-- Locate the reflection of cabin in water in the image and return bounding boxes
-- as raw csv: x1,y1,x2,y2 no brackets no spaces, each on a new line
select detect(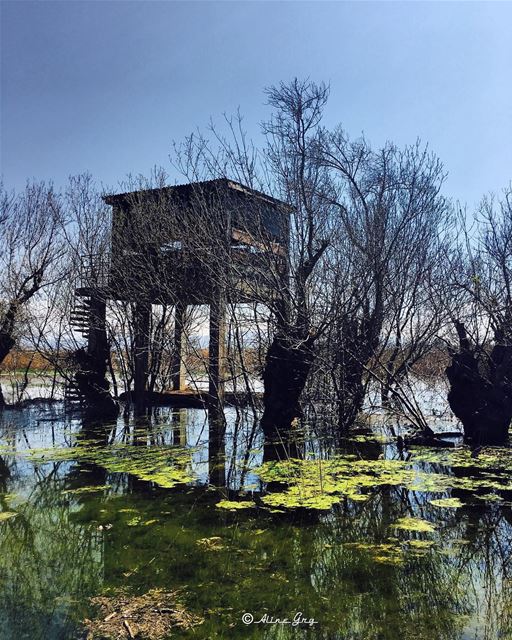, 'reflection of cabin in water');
71,179,291,406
